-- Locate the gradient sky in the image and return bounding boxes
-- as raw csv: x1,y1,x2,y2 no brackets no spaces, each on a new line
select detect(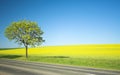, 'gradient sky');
0,0,120,48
